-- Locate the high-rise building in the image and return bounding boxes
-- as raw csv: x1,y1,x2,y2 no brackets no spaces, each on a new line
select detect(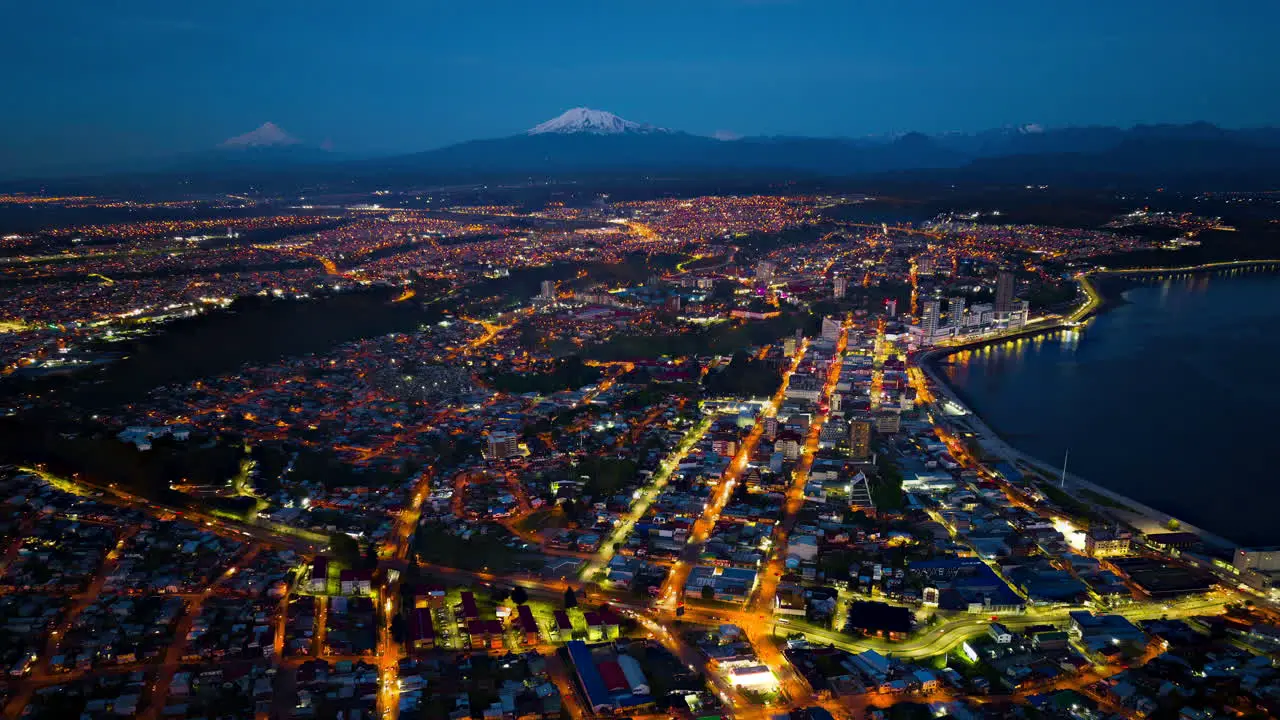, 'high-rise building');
874,411,901,434
763,416,779,441
848,470,875,509
1085,528,1132,558
948,296,965,327
821,316,842,341
820,417,848,445
1007,299,1030,330
921,298,941,337
756,260,776,282
967,302,992,327
884,298,897,317
995,270,1014,311
916,257,934,275
539,280,557,300
833,276,848,299
486,431,520,460
849,418,872,460
1235,548,1280,573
